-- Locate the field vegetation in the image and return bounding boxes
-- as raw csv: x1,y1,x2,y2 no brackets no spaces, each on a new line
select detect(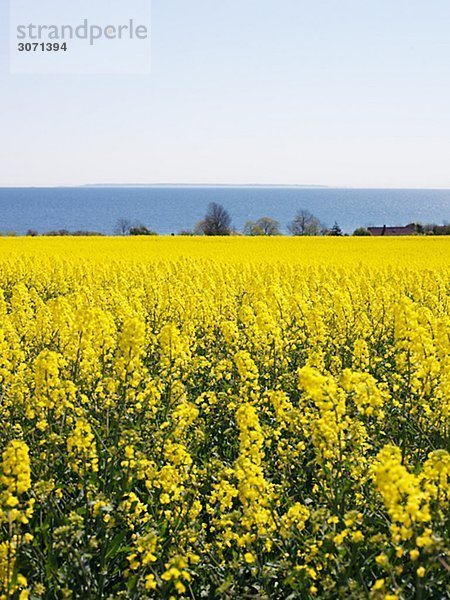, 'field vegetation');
0,237,448,599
